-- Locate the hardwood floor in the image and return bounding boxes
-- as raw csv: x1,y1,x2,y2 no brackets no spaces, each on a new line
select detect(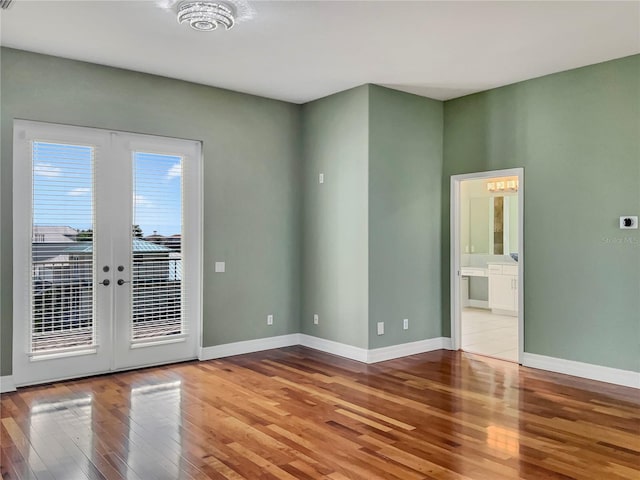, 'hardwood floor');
2,347,639,479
